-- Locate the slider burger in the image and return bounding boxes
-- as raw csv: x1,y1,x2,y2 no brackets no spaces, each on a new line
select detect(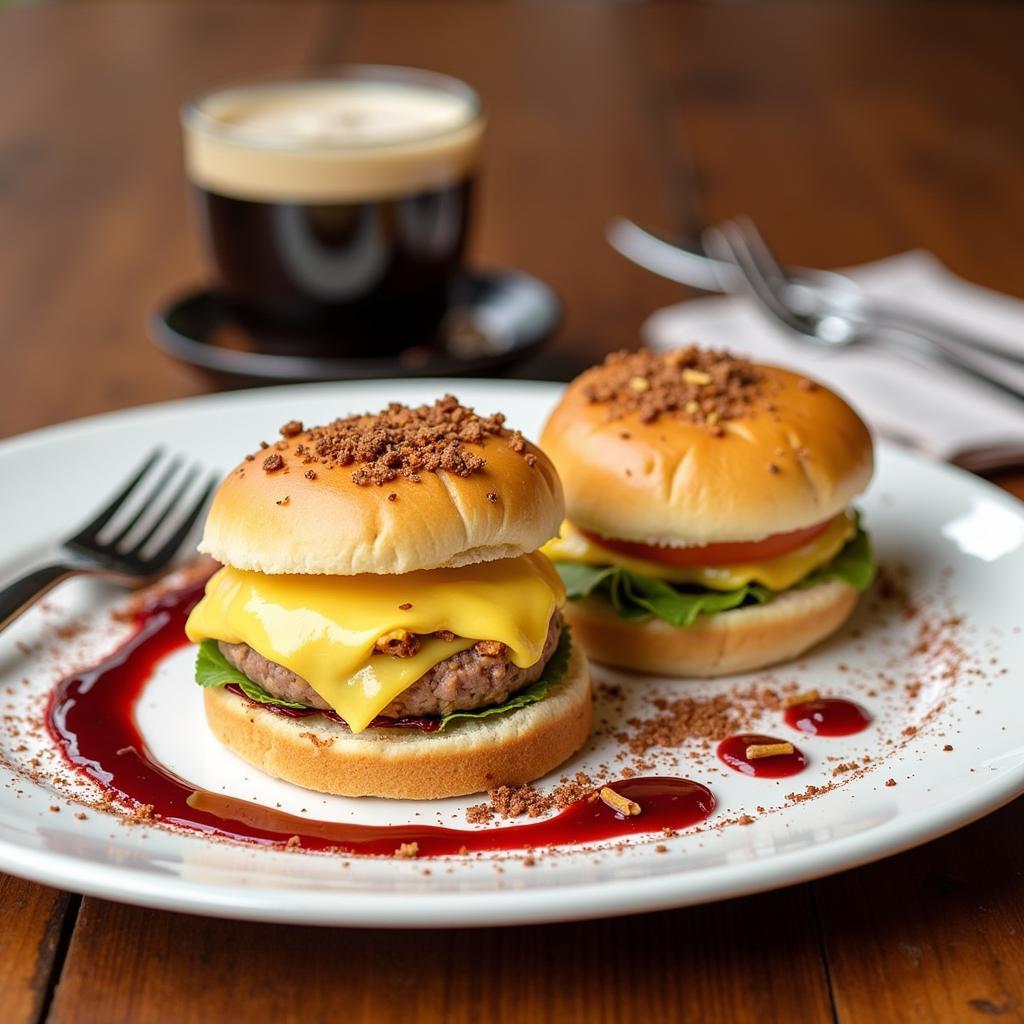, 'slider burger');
540,348,875,676
184,396,591,799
